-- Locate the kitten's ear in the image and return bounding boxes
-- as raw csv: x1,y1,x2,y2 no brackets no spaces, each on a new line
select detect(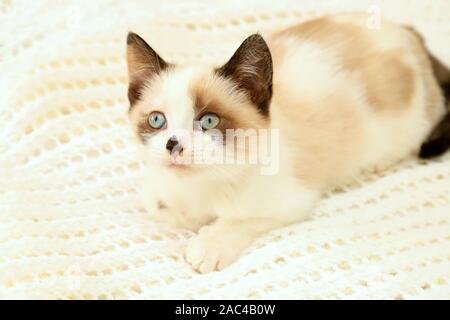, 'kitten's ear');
126,32,169,106
216,34,273,116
